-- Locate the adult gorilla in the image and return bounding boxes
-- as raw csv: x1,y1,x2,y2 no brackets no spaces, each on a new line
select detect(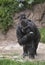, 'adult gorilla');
16,14,41,59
